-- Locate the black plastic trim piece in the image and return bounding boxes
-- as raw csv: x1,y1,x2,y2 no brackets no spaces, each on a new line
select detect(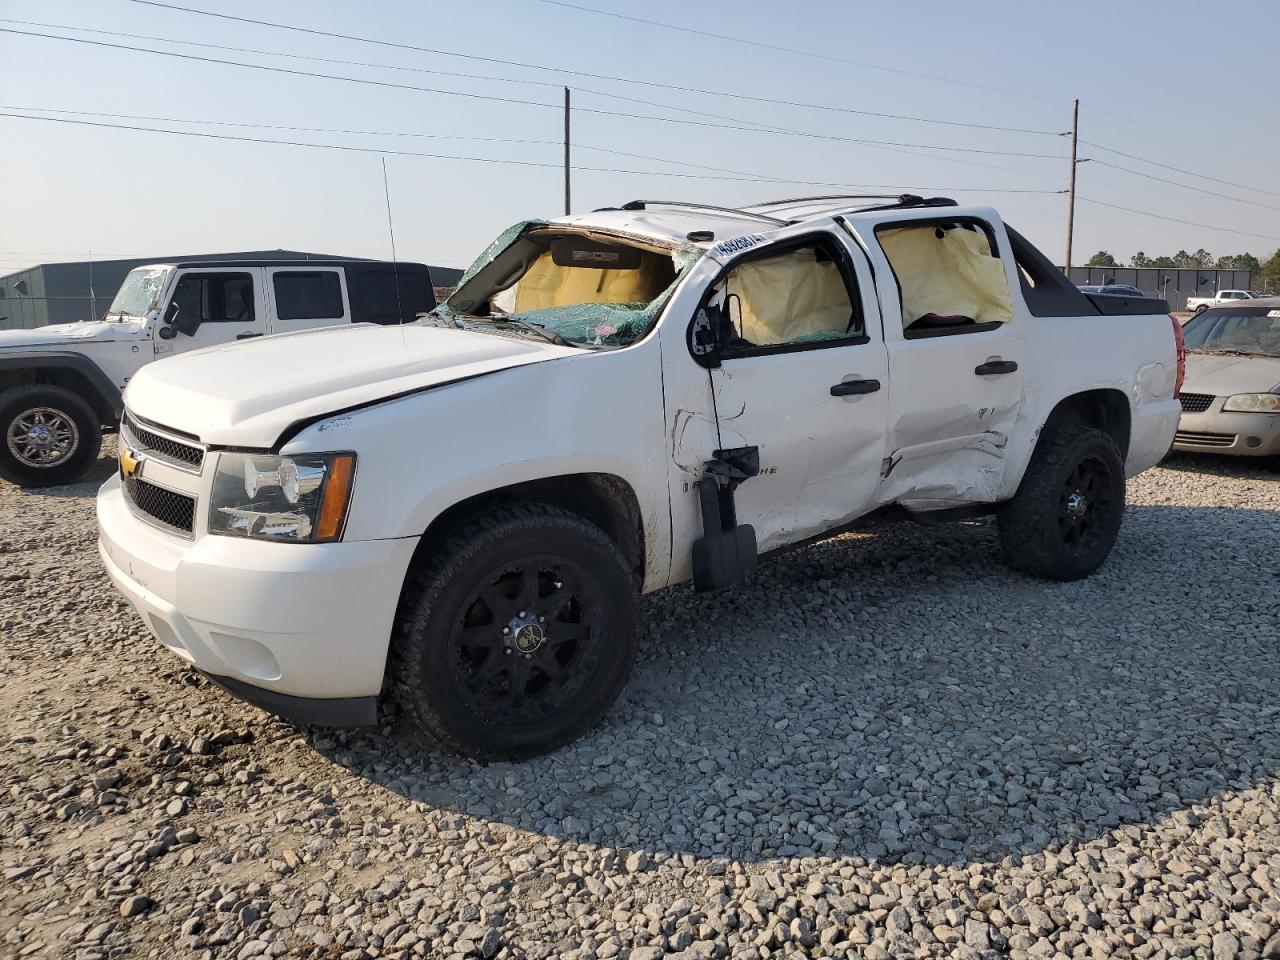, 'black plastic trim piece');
1084,292,1172,316
904,321,1004,340
723,333,872,359
975,360,1019,375
201,672,378,727
830,378,881,396
0,351,123,423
